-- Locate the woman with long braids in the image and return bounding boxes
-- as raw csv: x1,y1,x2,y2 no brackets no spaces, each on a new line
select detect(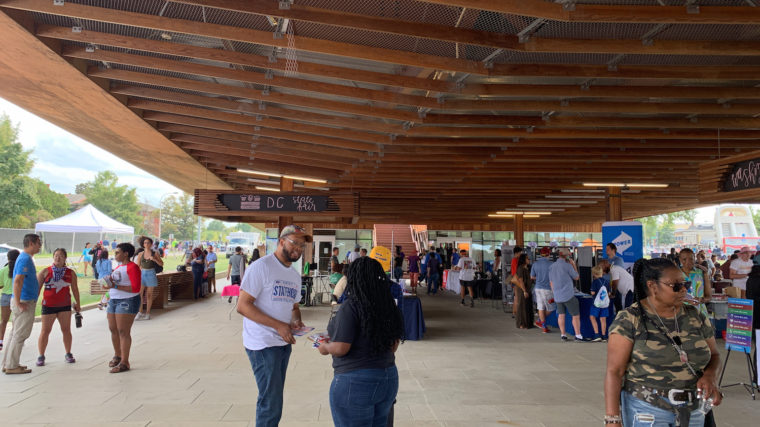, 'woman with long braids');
604,258,722,427
317,256,404,426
